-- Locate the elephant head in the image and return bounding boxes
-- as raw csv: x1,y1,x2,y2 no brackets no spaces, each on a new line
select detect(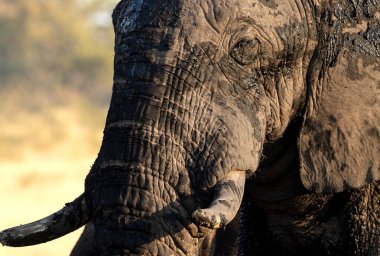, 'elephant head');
1,0,379,255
